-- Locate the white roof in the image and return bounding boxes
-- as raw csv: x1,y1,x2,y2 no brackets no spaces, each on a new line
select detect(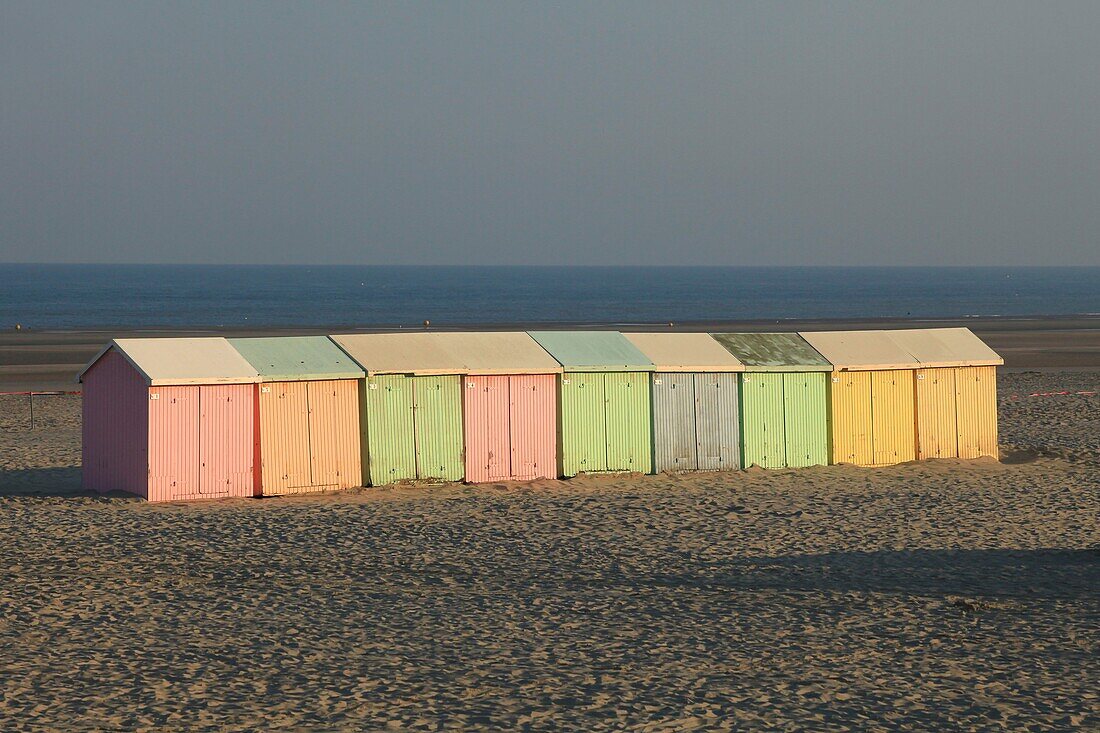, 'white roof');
622,333,745,372
883,328,1004,367
79,338,262,385
425,332,562,374
329,332,561,375
799,330,921,371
